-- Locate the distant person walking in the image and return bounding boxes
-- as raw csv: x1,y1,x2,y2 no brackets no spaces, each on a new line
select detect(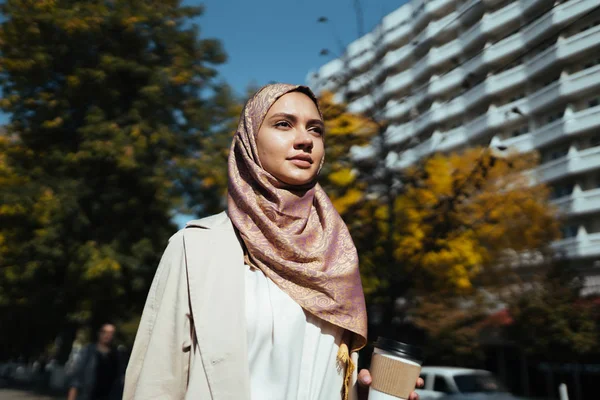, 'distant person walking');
67,323,124,400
